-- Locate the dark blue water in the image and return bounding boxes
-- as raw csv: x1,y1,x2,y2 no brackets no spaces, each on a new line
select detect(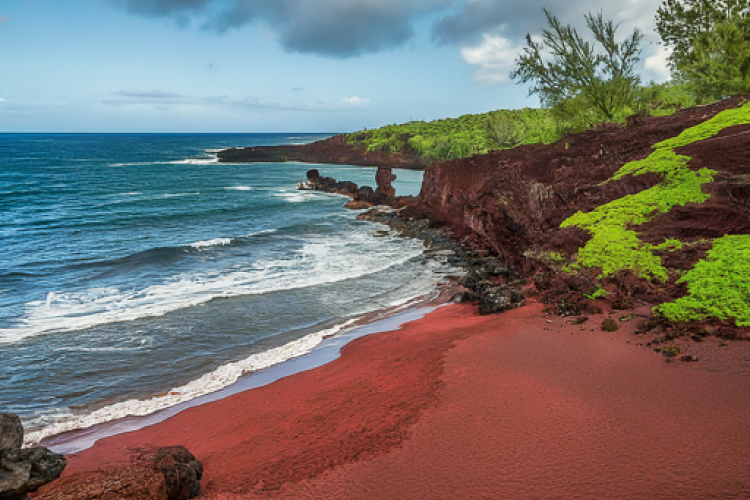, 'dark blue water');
0,134,440,444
